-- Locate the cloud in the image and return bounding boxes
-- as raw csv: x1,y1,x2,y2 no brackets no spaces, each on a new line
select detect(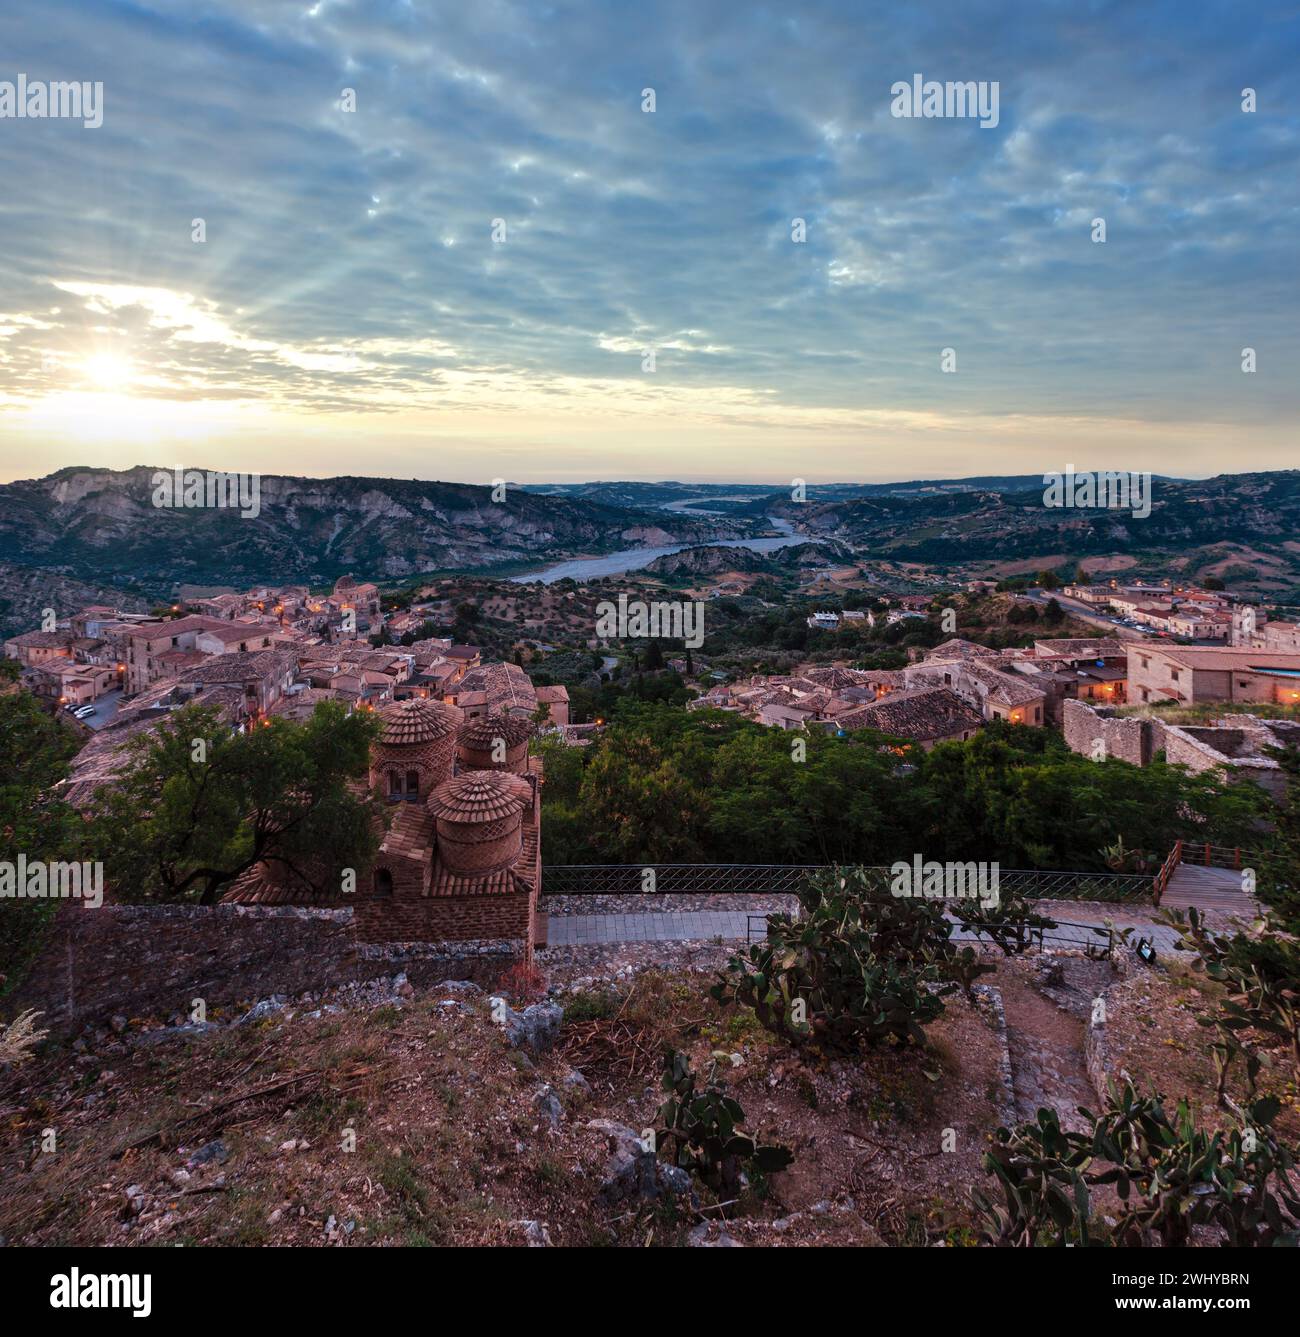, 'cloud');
0,0,1297,481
